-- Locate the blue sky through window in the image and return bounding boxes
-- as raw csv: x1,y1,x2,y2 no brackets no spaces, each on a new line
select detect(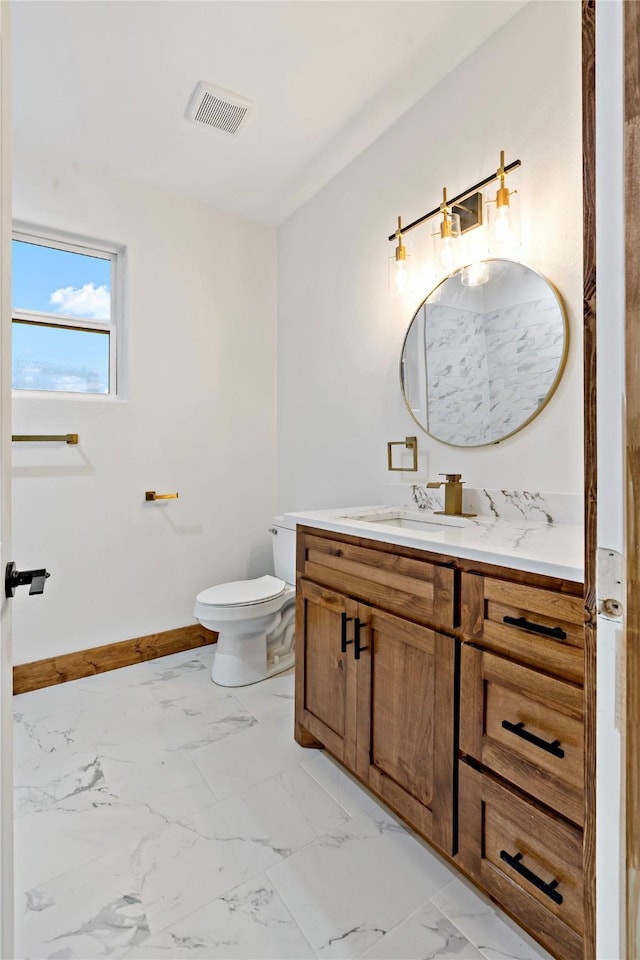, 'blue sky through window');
12,240,111,318
12,239,113,393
